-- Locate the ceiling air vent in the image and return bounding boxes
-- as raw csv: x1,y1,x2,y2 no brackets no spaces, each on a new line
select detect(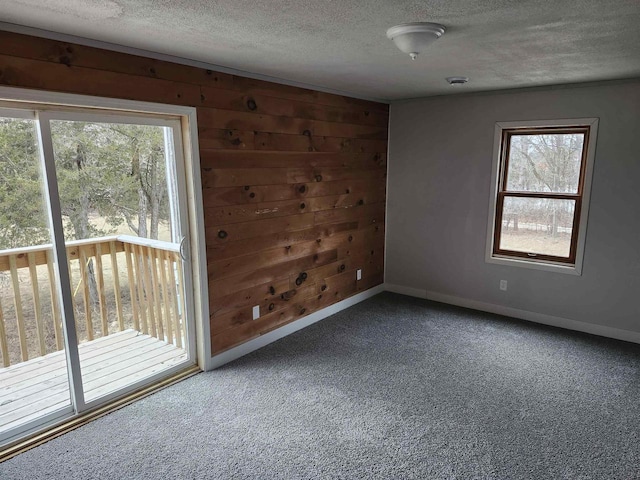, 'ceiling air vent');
446,76,469,86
